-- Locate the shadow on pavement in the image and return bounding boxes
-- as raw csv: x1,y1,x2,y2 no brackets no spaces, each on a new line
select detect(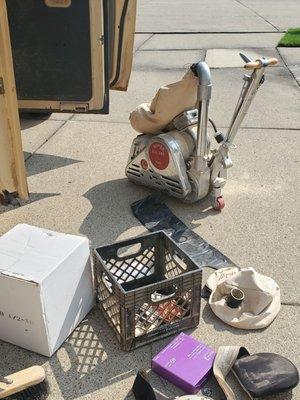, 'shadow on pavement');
48,308,150,400
0,341,47,374
0,305,294,400
0,192,60,215
20,113,51,129
26,153,82,177
80,178,218,247
80,178,151,245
